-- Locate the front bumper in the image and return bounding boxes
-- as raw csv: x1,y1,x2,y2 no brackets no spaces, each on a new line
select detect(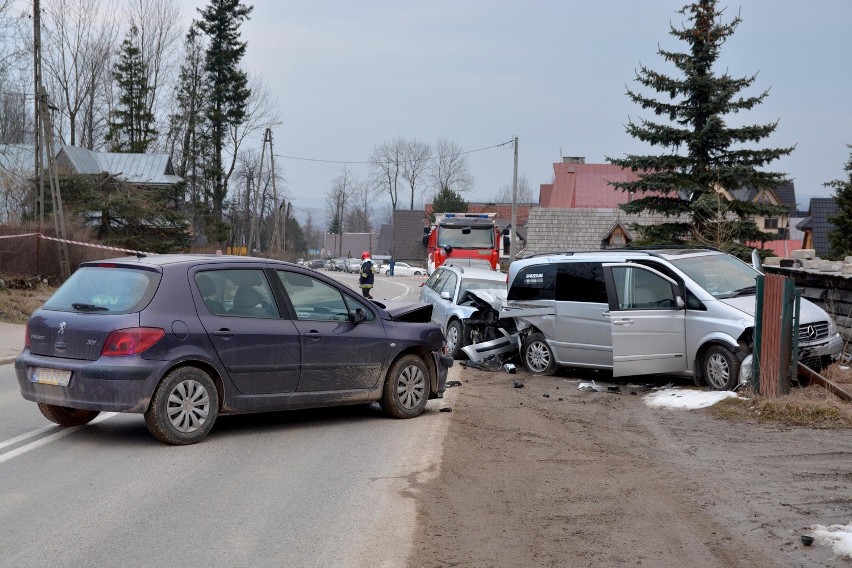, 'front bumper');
800,333,843,361
14,349,168,413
